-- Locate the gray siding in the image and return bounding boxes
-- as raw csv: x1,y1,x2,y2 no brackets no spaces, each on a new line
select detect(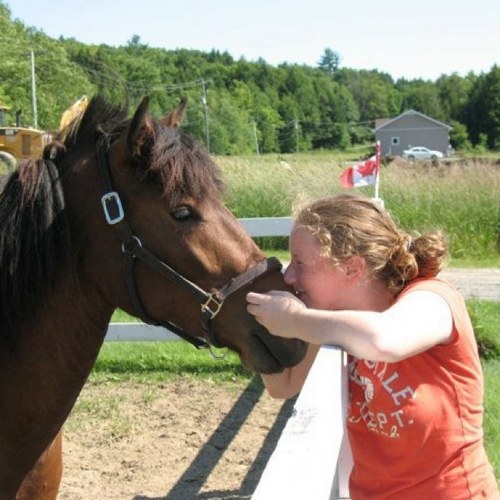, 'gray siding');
375,111,451,156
